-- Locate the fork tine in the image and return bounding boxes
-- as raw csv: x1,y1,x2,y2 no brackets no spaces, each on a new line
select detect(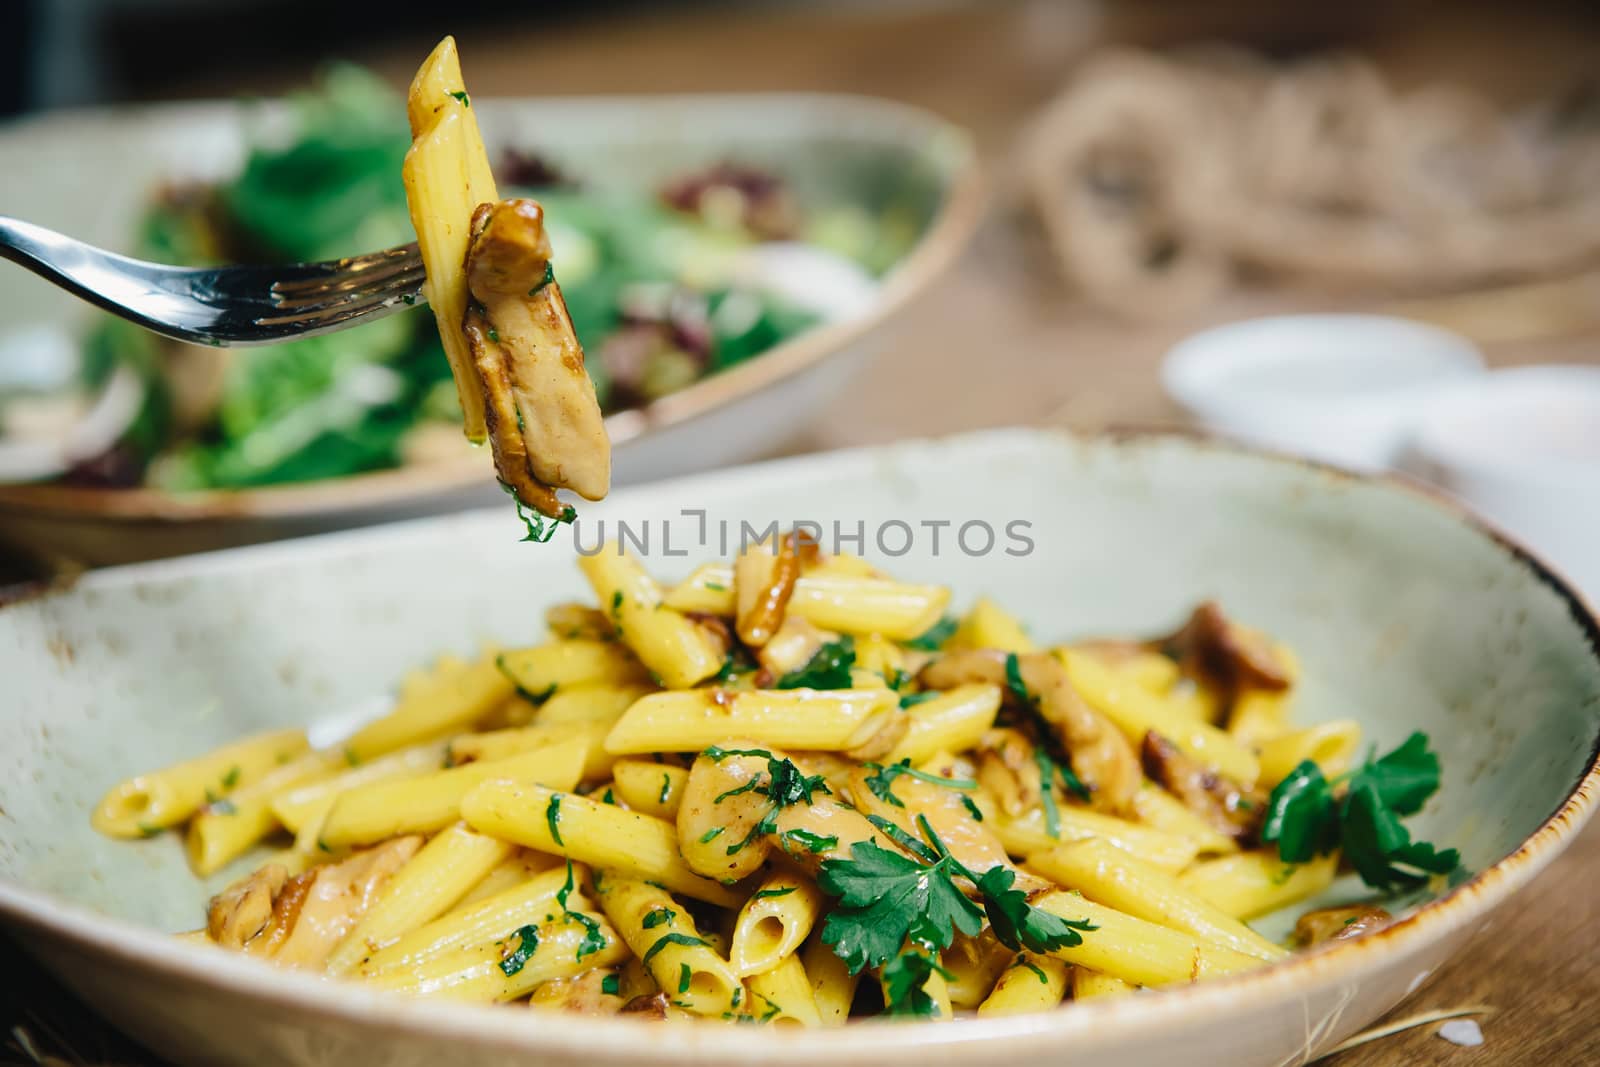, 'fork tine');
252,276,423,328
269,249,424,299
268,264,428,311
265,244,421,294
